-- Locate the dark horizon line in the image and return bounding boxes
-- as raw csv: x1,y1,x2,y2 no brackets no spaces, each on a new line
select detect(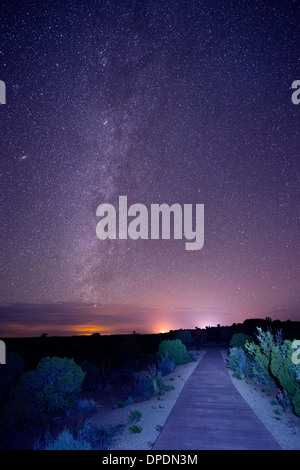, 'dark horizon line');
1,316,299,341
